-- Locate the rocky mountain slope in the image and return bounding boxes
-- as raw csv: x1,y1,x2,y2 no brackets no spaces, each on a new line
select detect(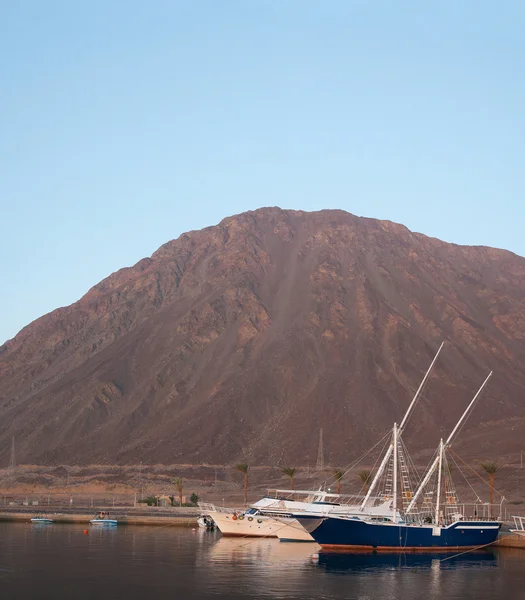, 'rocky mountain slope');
1,207,525,466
